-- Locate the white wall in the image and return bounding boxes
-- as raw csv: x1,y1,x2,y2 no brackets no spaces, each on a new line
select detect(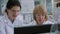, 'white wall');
21,0,34,13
